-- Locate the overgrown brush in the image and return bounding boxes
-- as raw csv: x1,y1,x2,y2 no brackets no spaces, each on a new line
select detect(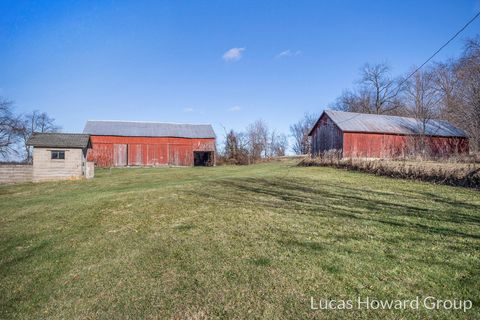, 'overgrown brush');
300,152,480,189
